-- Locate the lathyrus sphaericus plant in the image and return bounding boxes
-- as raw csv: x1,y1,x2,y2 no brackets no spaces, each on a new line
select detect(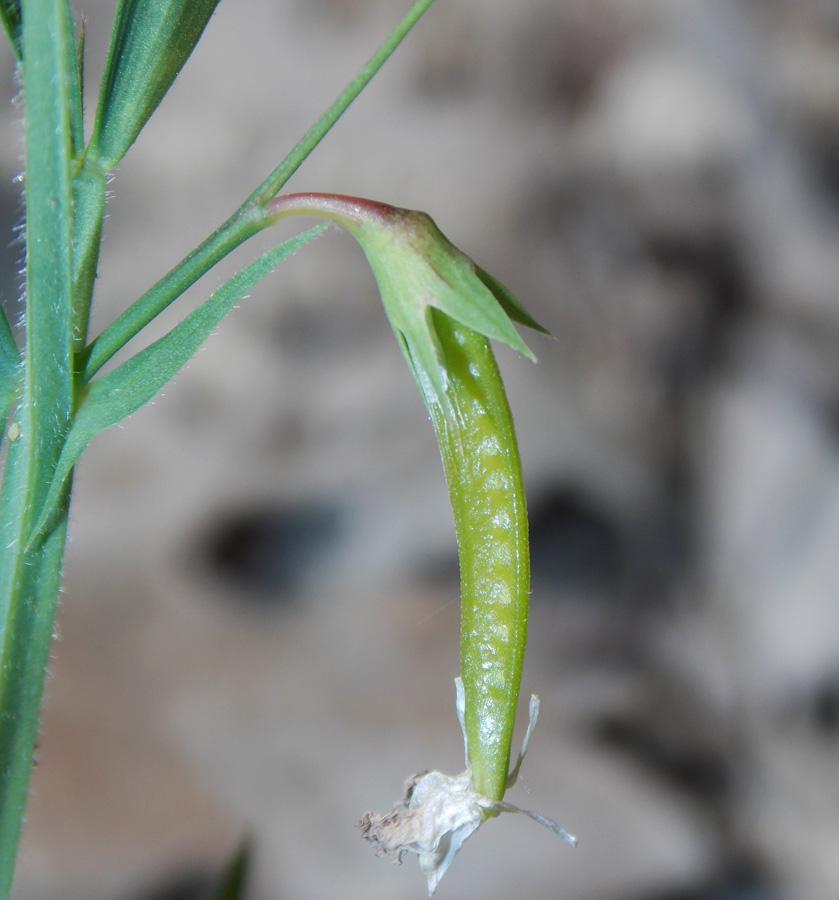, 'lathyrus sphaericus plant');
0,2,574,899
